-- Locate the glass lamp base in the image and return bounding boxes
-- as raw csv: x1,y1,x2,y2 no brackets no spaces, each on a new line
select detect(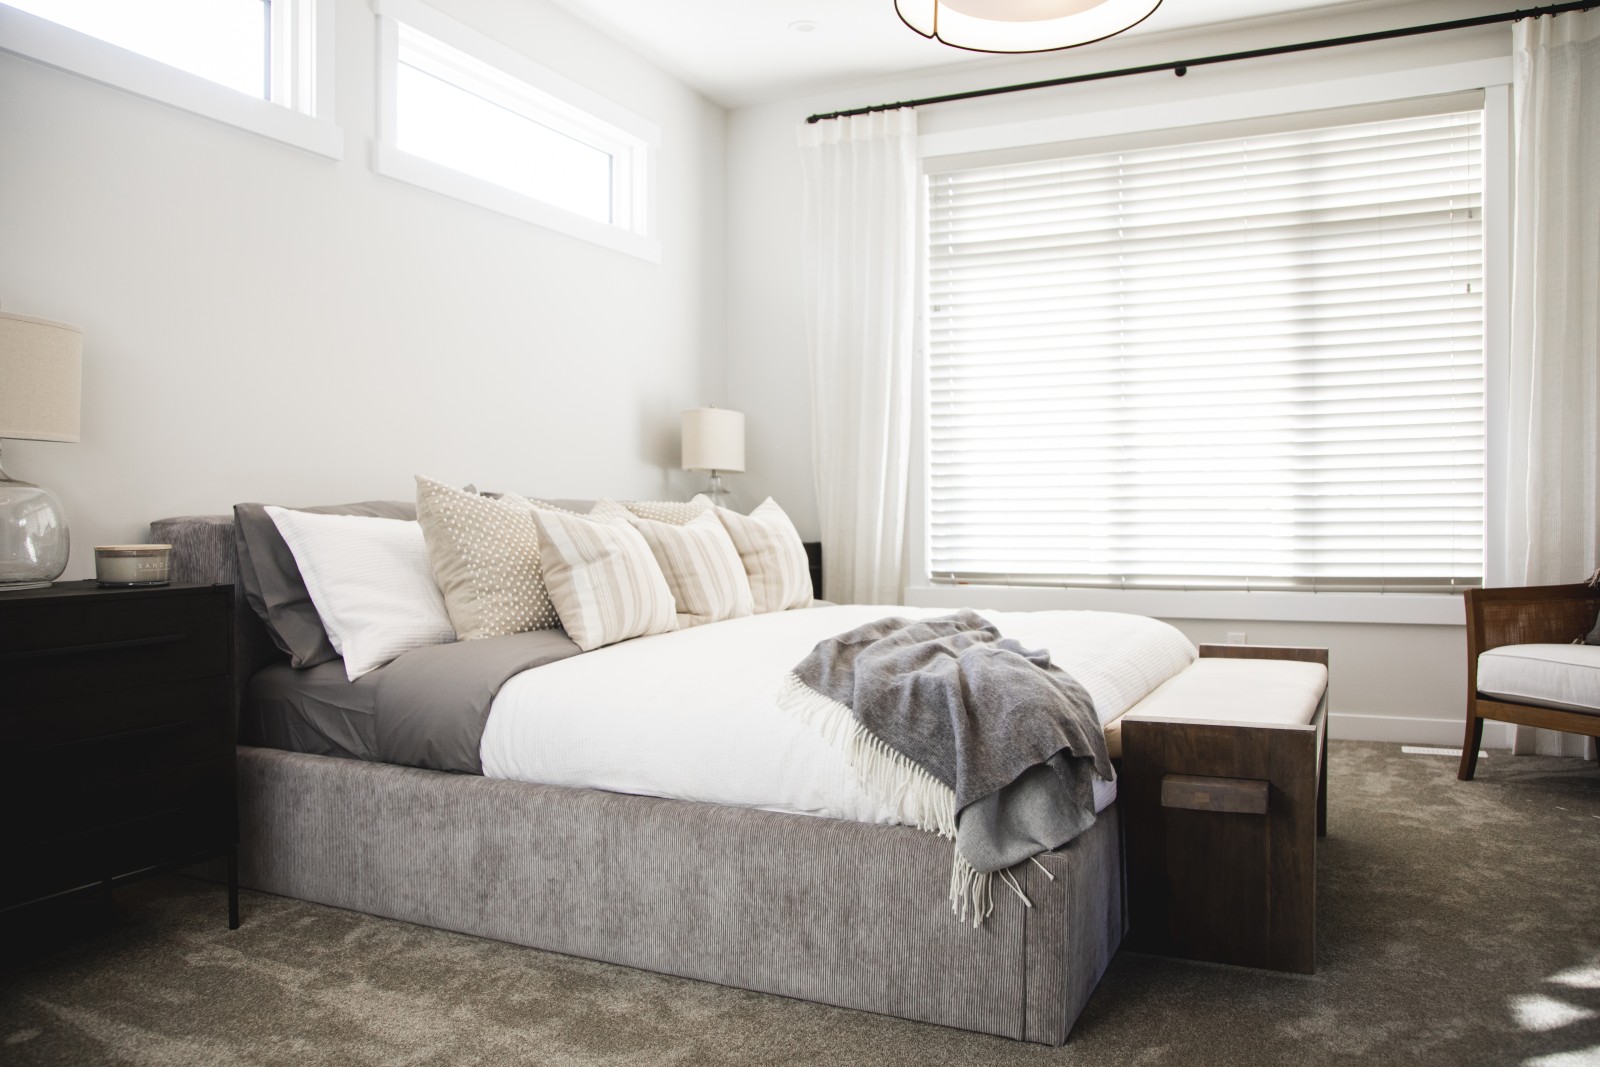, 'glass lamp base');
0,462,70,589
701,471,738,513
